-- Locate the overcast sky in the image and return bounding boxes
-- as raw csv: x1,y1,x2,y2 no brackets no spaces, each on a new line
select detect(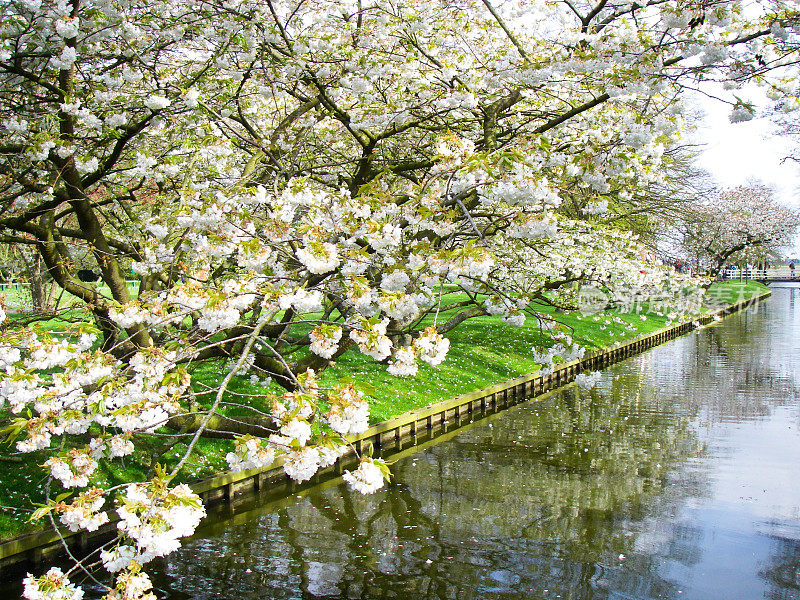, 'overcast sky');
690,91,800,258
